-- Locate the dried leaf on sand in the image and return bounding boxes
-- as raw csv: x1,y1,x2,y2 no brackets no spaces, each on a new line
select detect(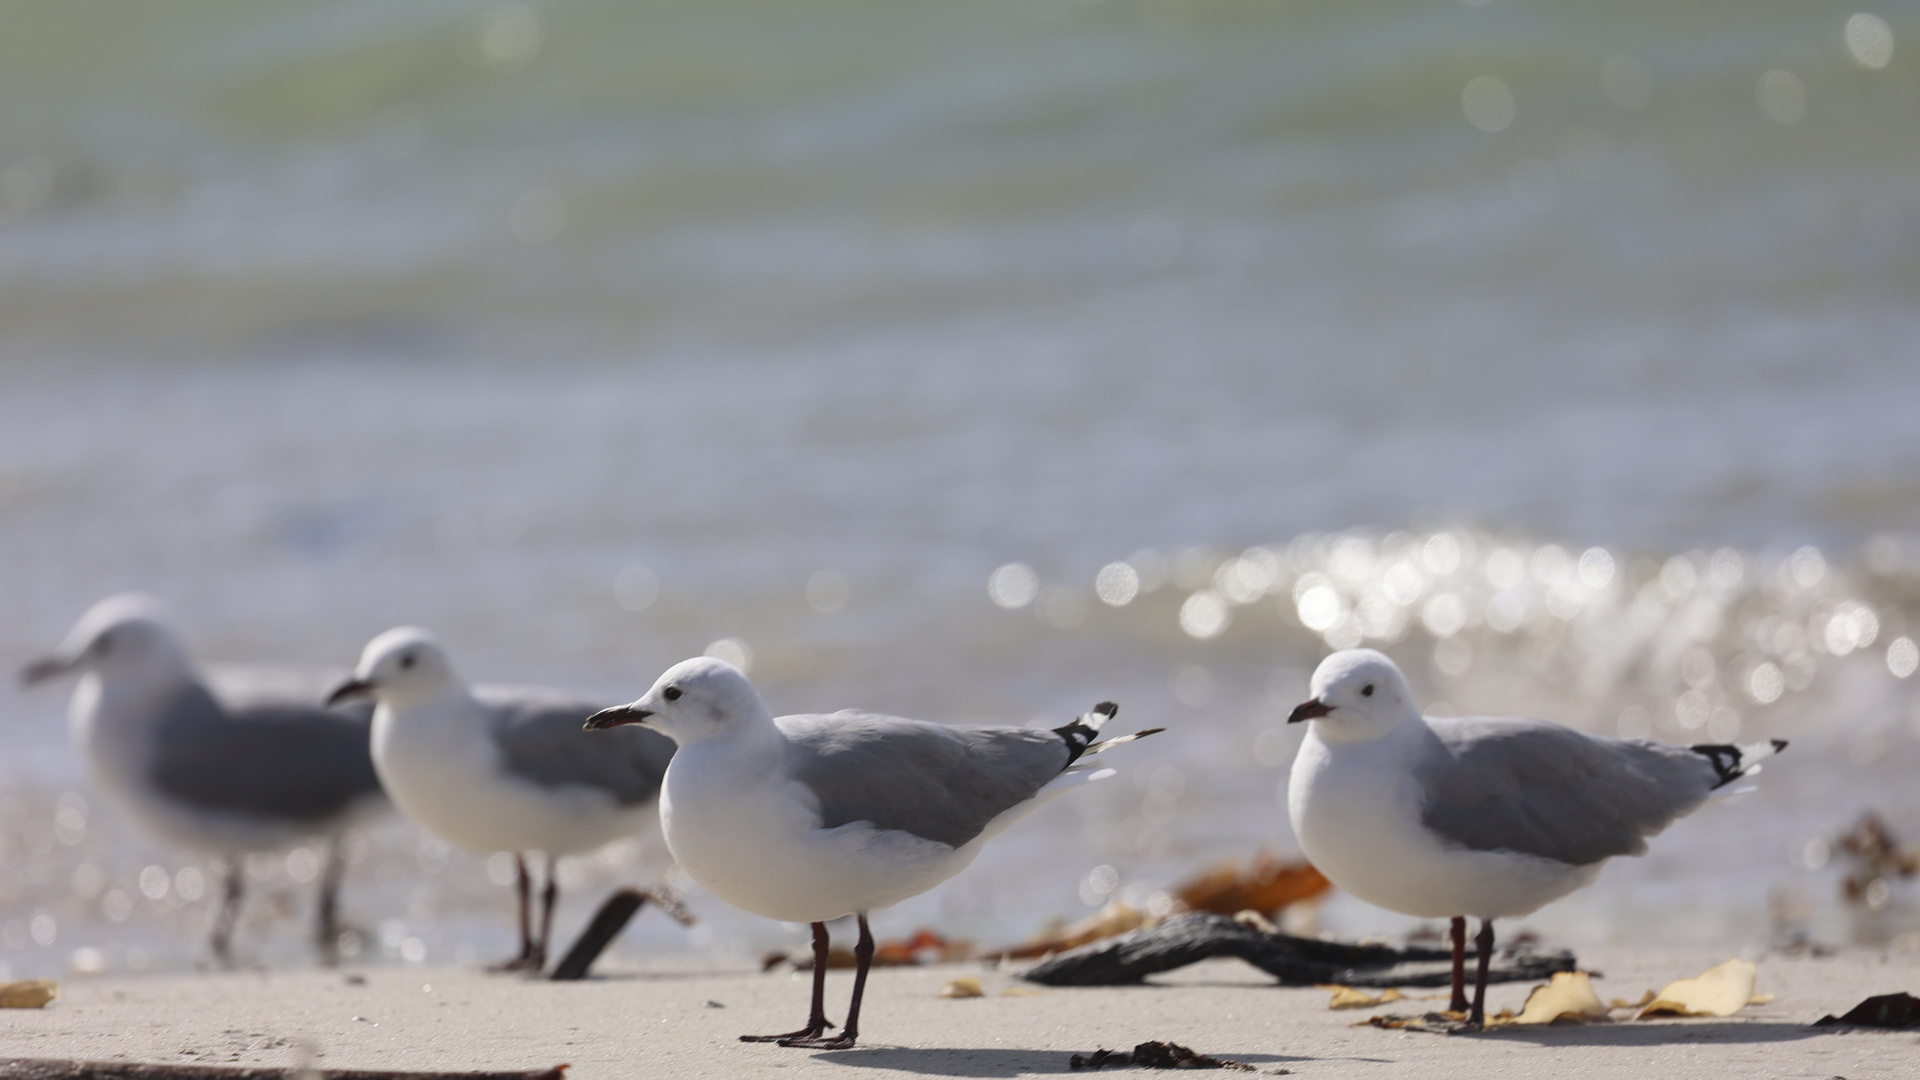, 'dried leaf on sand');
0,980,58,1009
1490,972,1609,1026
1360,1012,1492,1033
1362,972,1610,1032
1636,959,1760,1019
1319,985,1406,1010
